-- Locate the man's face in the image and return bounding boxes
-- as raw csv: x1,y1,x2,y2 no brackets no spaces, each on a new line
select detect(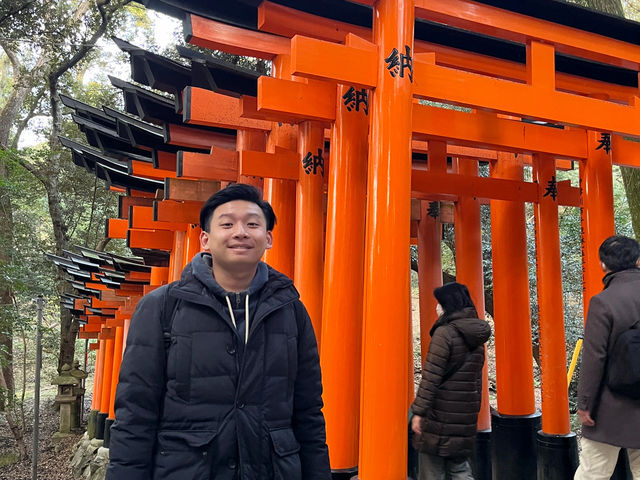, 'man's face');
200,200,273,271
